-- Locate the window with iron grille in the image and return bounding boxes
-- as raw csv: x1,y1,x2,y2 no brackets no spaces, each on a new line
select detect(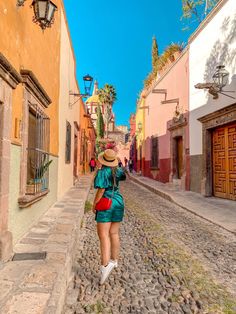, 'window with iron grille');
65,121,71,163
151,136,159,168
26,105,50,195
